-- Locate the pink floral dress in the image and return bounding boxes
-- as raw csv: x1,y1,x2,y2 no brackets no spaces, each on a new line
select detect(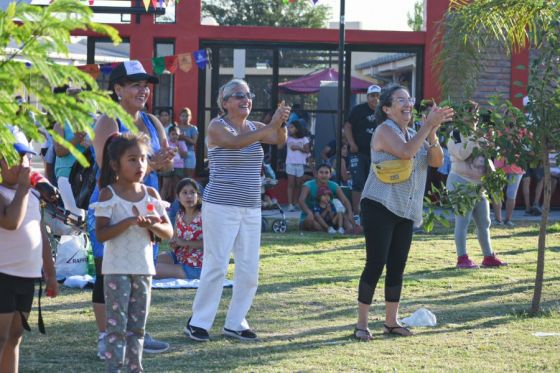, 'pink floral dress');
172,210,203,268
